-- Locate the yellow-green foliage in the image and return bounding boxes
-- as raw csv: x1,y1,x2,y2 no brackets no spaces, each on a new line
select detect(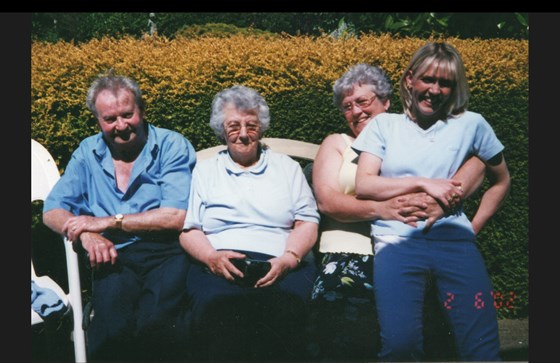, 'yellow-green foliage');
32,34,527,150
175,22,278,39
32,34,528,318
